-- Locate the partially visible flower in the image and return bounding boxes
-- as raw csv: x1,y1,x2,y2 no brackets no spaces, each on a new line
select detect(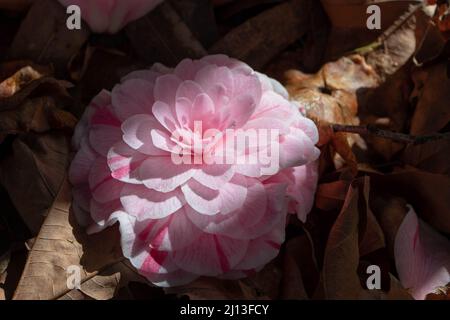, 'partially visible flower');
395,205,450,300
58,0,164,33
69,55,320,286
